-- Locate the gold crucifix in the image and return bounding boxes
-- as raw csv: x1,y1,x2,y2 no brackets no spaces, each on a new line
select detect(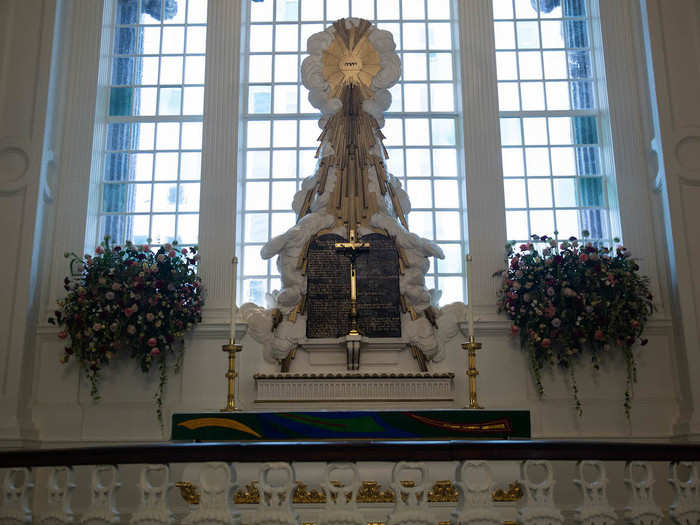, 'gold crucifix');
334,229,370,336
